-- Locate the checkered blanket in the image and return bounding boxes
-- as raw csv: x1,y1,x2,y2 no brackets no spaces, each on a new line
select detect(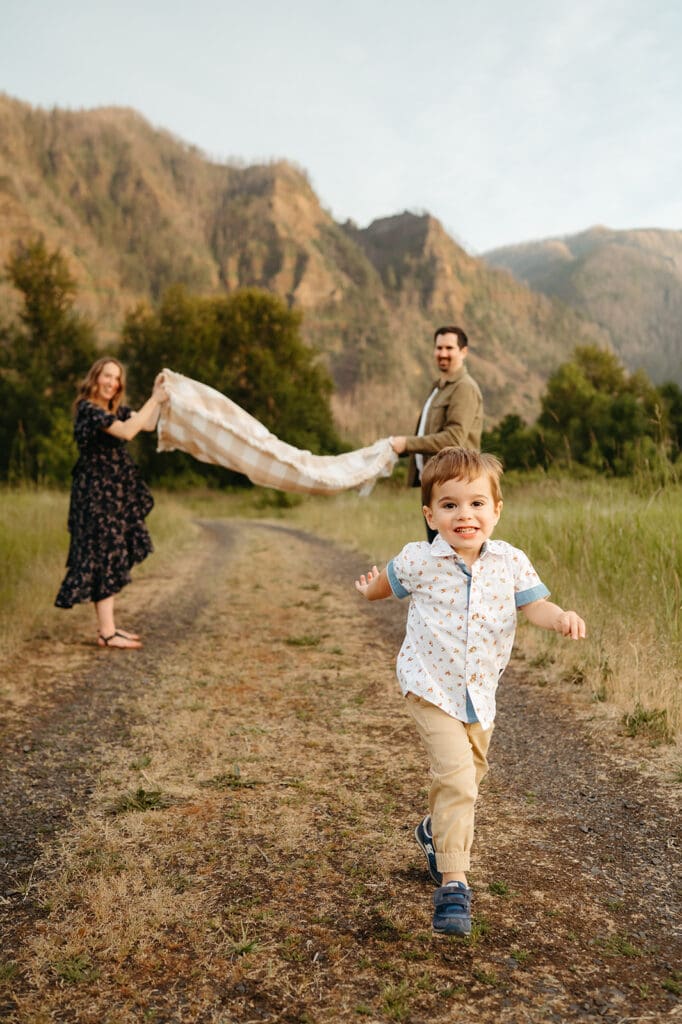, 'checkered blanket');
156,369,398,495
